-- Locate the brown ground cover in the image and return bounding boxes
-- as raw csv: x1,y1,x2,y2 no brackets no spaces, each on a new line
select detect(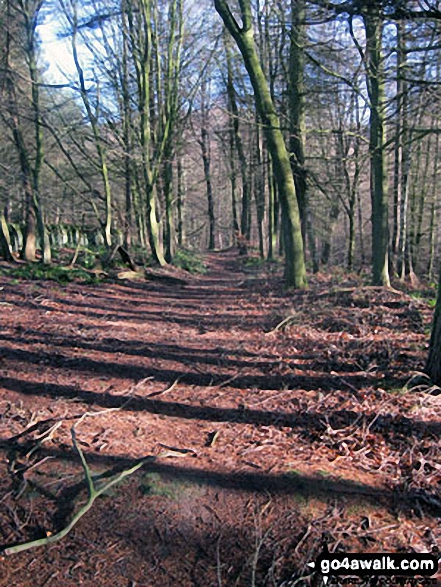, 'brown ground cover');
0,250,440,586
